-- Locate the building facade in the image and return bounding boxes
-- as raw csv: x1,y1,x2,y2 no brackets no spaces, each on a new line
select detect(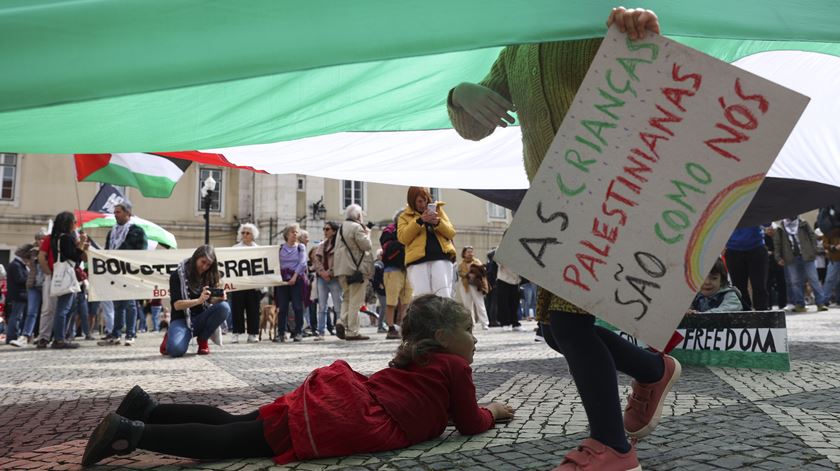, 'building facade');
0,154,512,267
